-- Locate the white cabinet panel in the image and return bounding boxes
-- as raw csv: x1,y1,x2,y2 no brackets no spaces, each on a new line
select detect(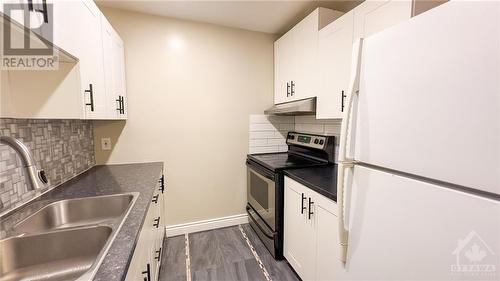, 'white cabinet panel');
273,8,343,105
315,0,411,119
284,177,315,280
102,16,127,119
317,11,354,119
284,176,339,281
274,31,295,104
53,0,106,119
353,0,412,39
125,174,165,281
292,10,319,100
314,194,339,281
